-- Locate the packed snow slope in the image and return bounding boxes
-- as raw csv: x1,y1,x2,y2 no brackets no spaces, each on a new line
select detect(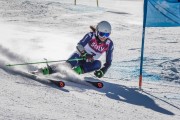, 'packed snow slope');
0,0,180,120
